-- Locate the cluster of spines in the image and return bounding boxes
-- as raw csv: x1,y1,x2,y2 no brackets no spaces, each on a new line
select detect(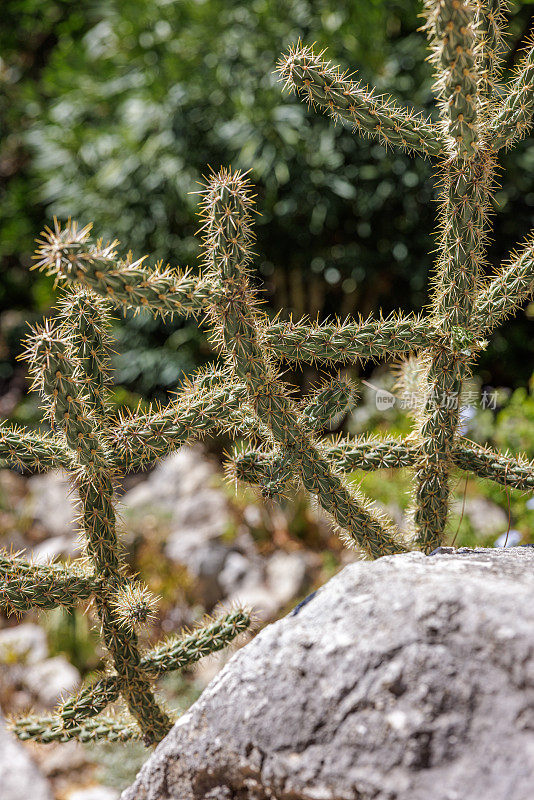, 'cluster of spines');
2,0,534,745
